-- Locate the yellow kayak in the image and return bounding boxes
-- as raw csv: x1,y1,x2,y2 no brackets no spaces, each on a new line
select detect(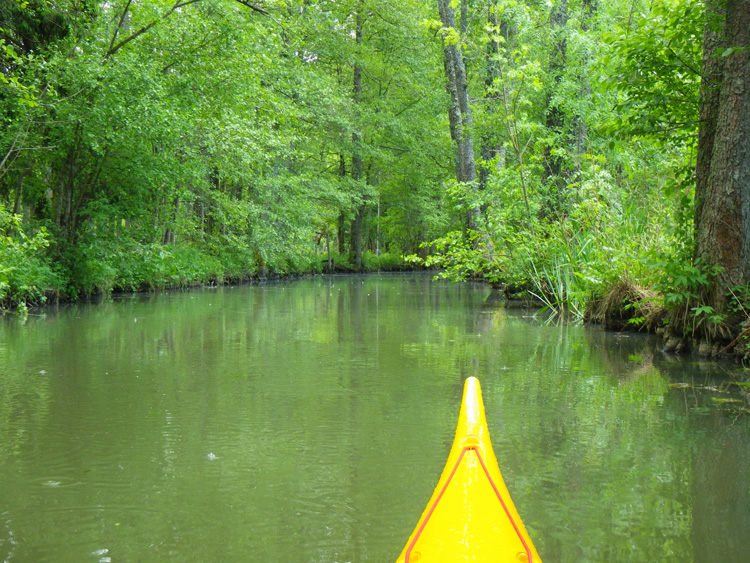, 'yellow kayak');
395,377,543,562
